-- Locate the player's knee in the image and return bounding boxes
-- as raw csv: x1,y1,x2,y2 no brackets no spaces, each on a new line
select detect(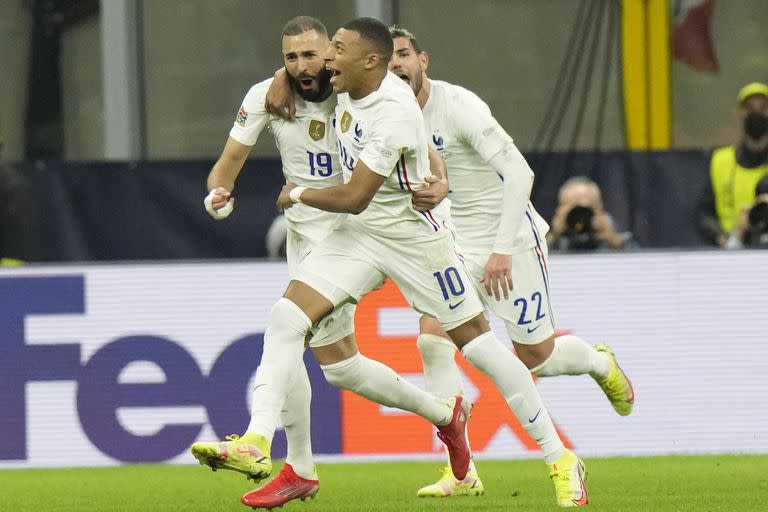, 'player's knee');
320,353,362,390
518,339,556,372
419,315,446,336
512,336,555,375
268,298,313,341
446,313,491,347
417,333,457,363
